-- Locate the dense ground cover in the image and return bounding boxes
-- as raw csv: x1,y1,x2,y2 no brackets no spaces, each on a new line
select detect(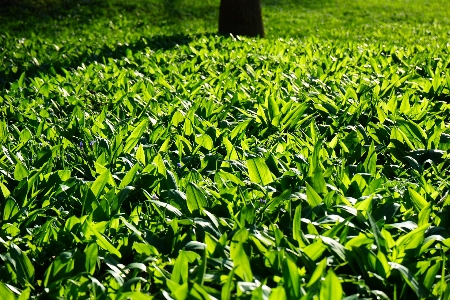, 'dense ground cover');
1,0,450,299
